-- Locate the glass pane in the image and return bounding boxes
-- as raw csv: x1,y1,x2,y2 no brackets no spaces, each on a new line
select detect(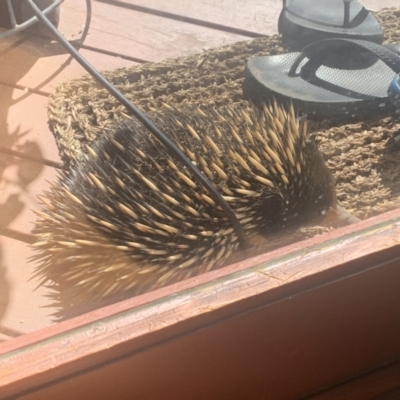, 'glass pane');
0,0,399,344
